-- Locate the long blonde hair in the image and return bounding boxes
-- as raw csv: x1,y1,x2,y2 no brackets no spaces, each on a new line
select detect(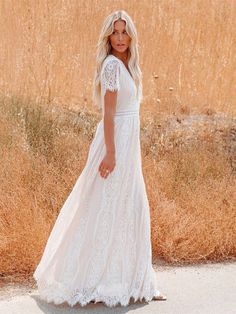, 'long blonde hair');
92,10,143,109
